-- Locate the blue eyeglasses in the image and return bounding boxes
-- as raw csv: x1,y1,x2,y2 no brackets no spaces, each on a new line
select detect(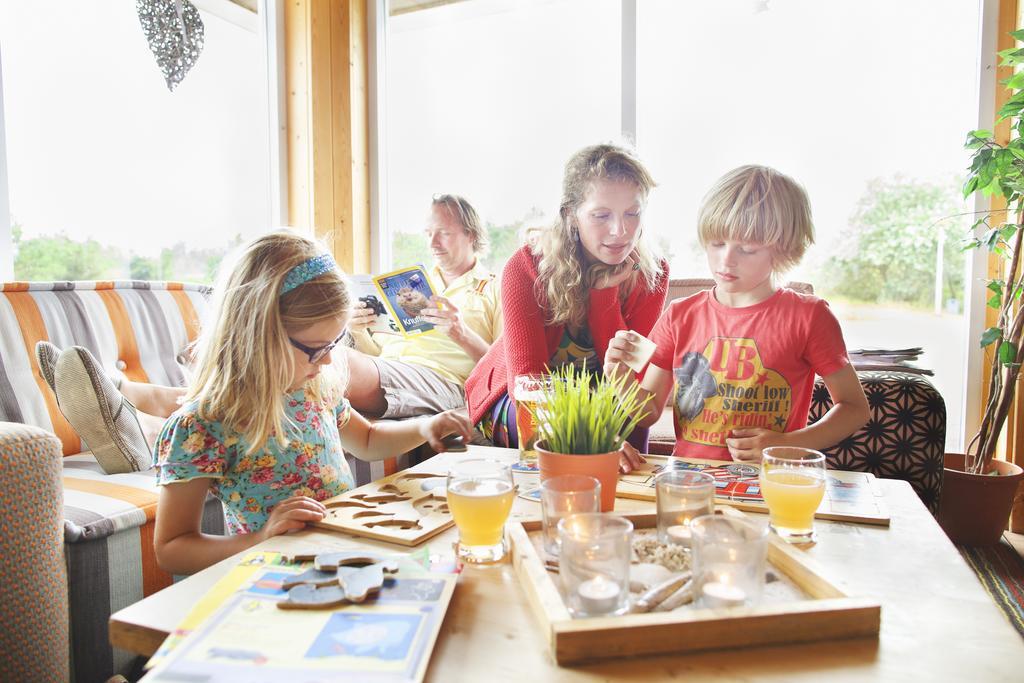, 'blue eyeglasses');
288,331,346,363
